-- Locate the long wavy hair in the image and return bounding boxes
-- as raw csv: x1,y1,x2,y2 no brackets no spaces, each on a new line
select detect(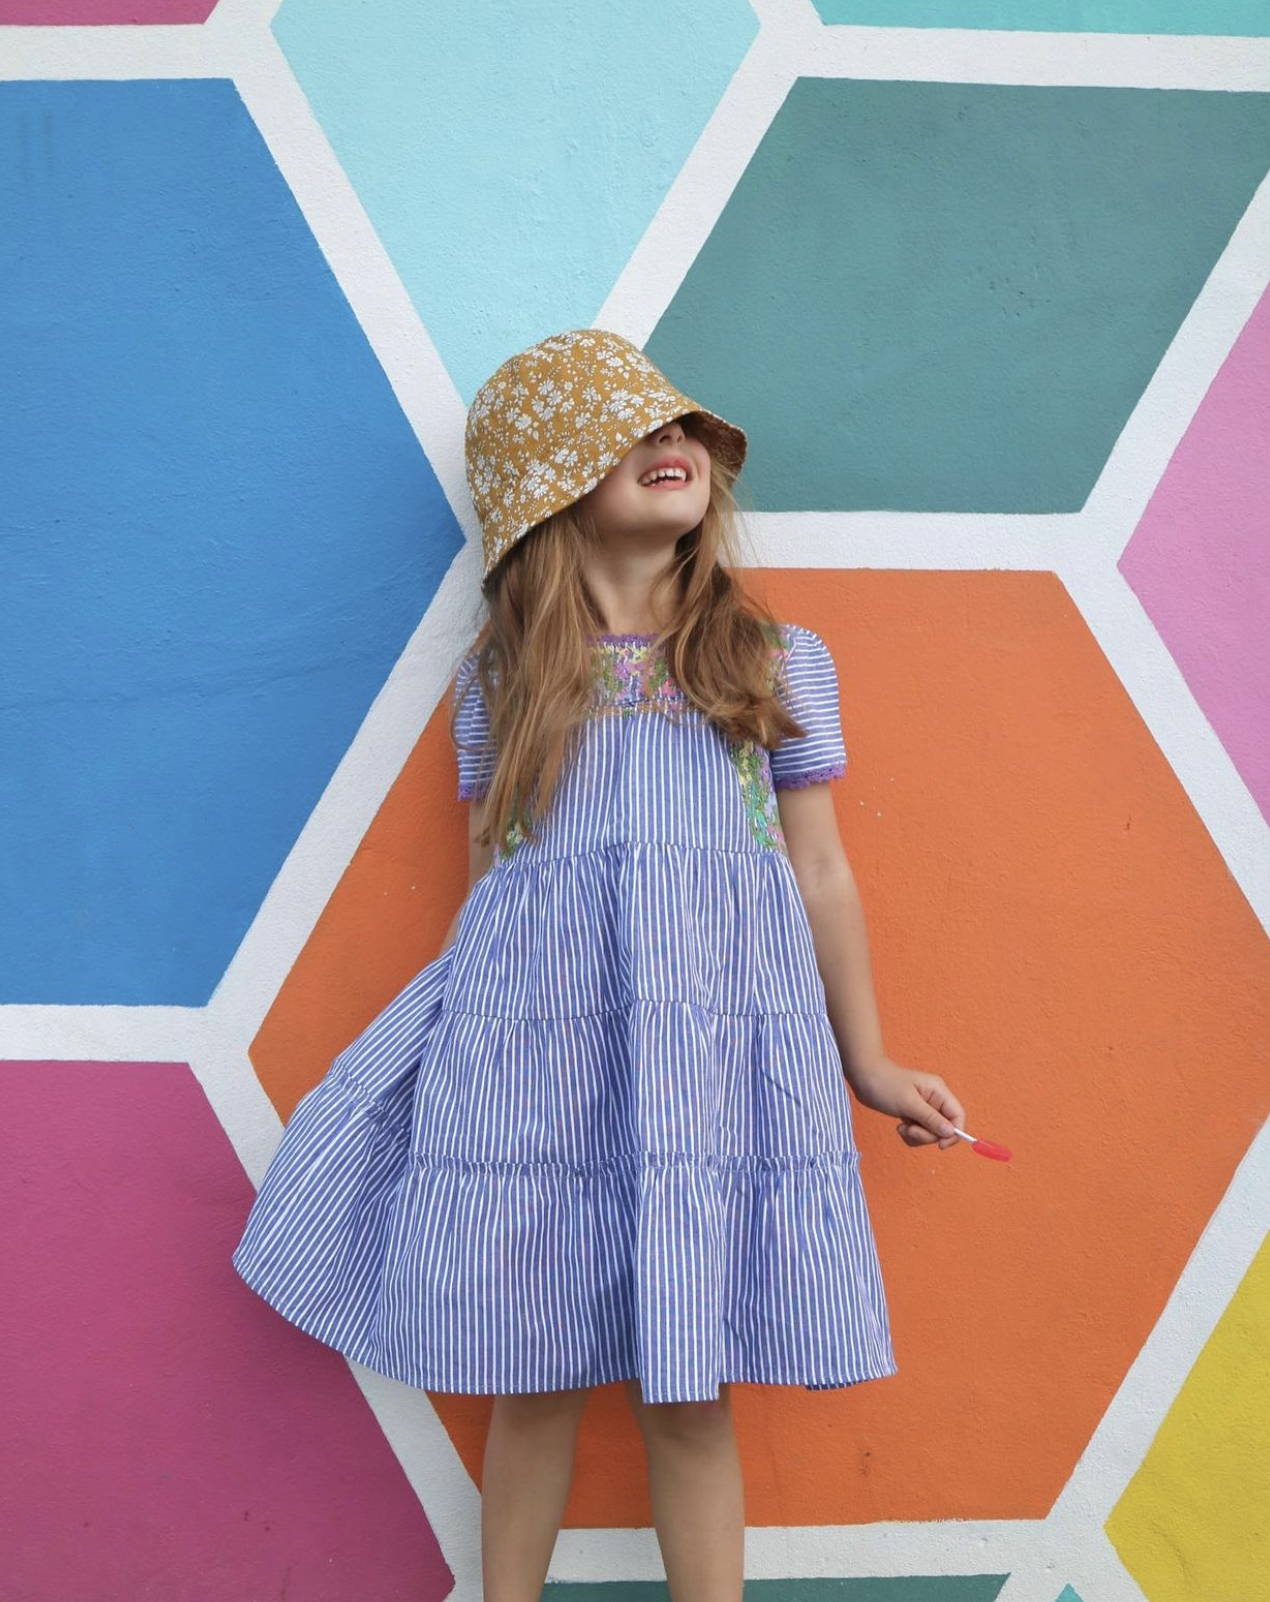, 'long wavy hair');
451,413,809,852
